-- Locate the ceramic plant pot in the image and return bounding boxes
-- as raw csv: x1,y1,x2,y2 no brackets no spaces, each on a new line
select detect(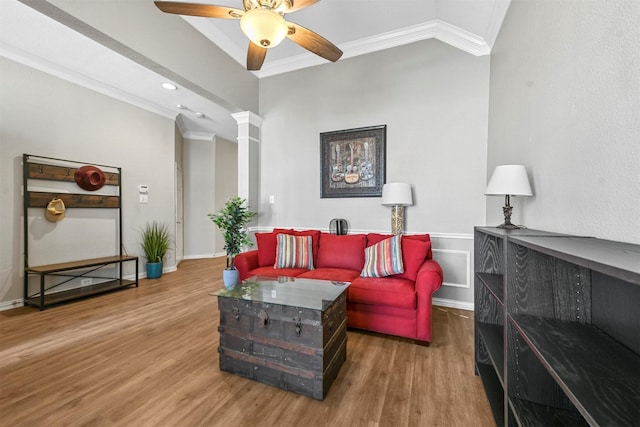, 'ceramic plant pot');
146,262,163,279
223,268,239,290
